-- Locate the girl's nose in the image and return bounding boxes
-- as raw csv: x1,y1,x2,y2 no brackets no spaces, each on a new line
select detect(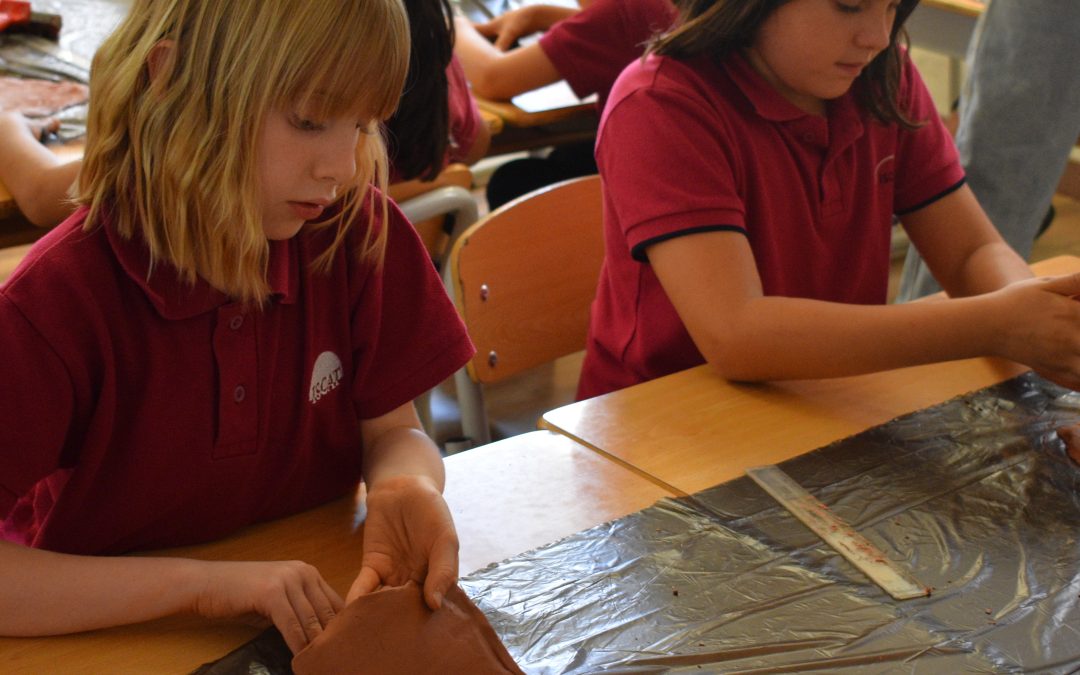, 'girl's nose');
315,129,359,185
855,5,893,52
